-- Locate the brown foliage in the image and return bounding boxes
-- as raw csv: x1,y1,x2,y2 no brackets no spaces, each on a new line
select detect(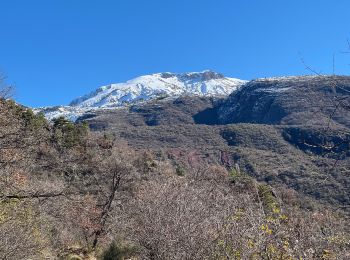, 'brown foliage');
0,100,349,259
